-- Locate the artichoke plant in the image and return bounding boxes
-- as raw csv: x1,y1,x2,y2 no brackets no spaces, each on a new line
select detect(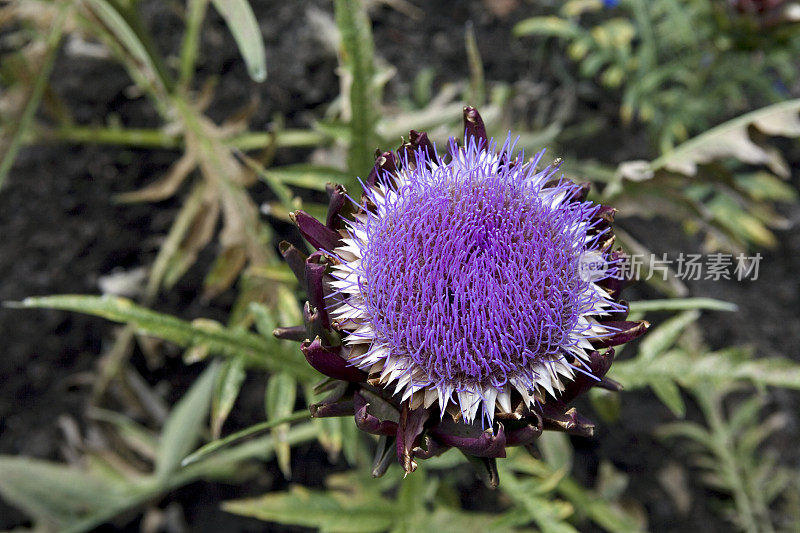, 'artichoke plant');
275,107,648,485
